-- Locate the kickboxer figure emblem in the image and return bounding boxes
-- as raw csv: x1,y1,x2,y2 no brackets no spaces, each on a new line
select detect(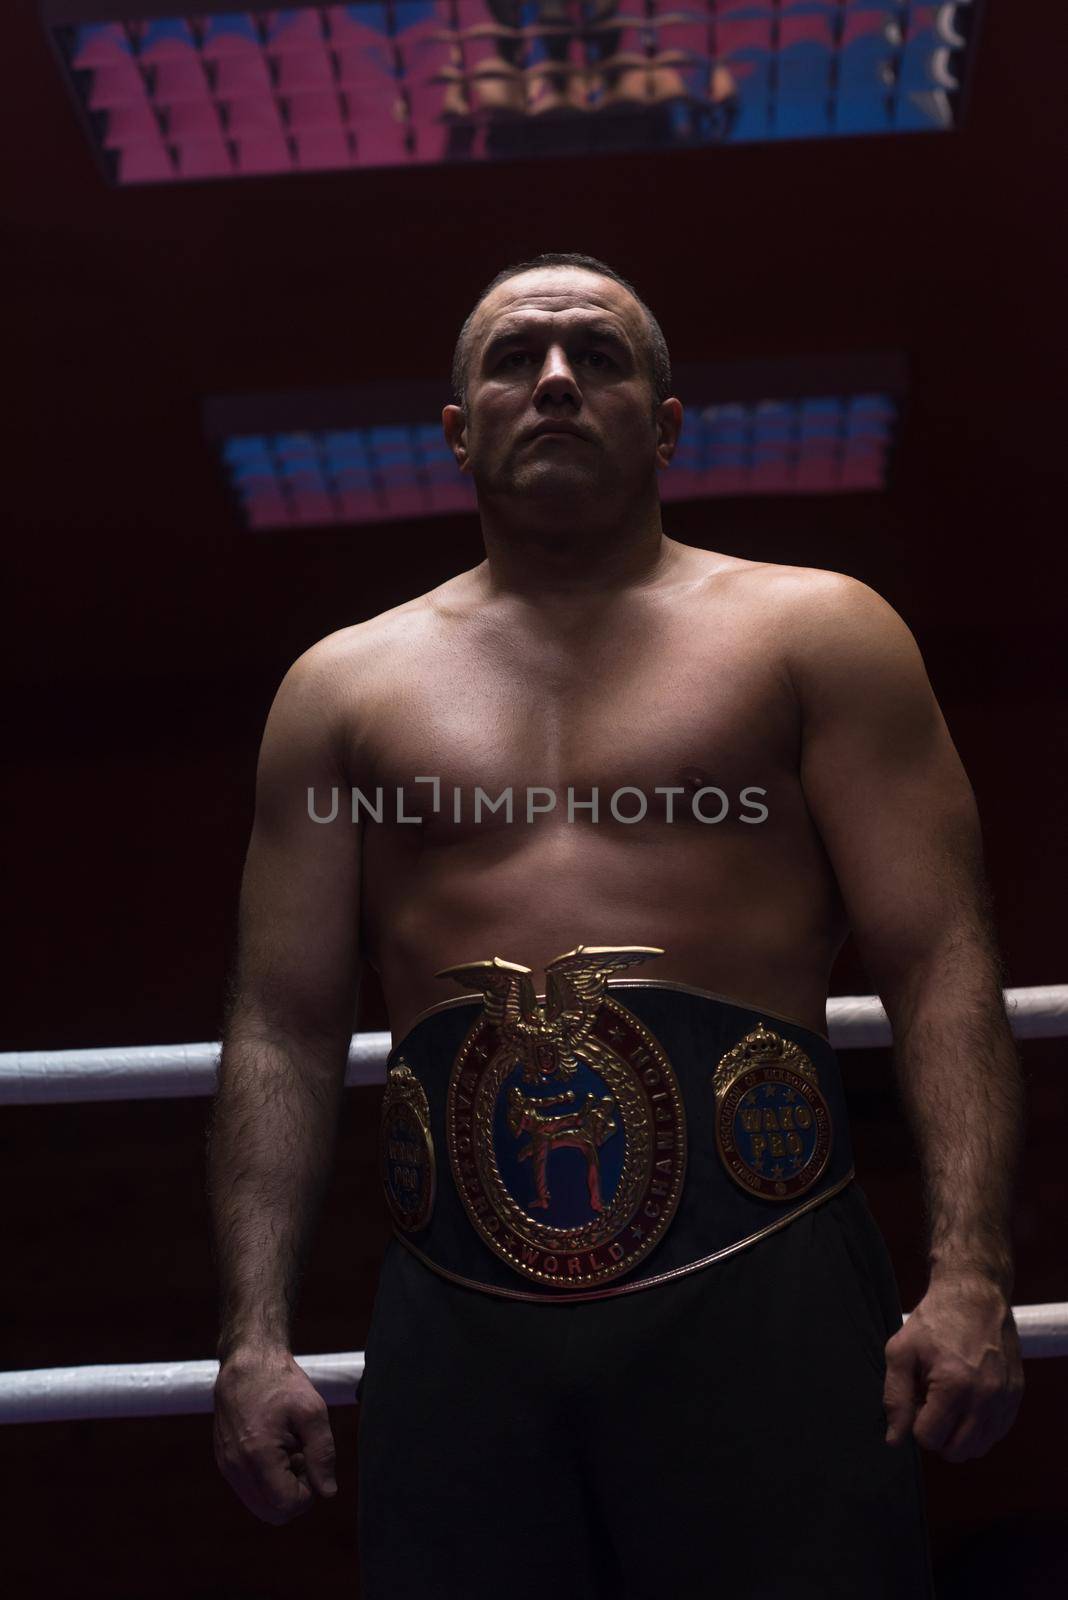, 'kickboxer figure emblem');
438,945,686,1289
379,1057,436,1233
713,1022,832,1200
